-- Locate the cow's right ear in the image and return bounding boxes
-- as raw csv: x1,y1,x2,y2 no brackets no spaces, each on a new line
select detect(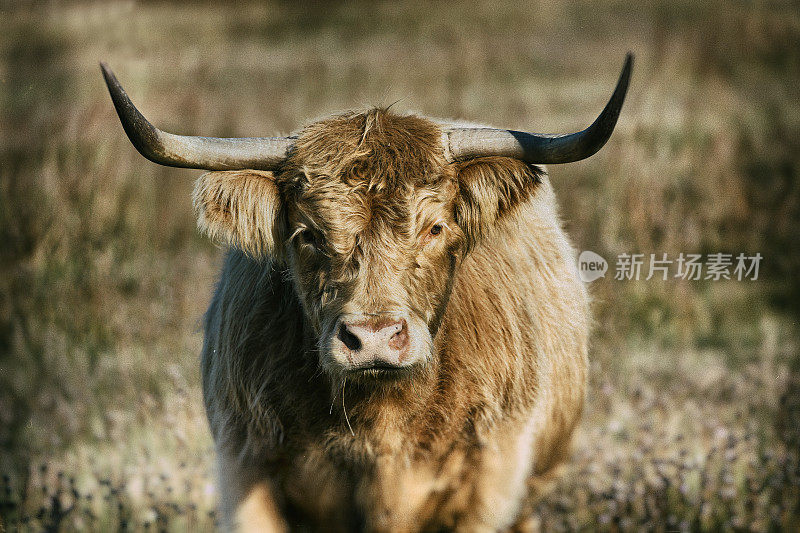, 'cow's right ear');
452,157,544,250
192,170,284,260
